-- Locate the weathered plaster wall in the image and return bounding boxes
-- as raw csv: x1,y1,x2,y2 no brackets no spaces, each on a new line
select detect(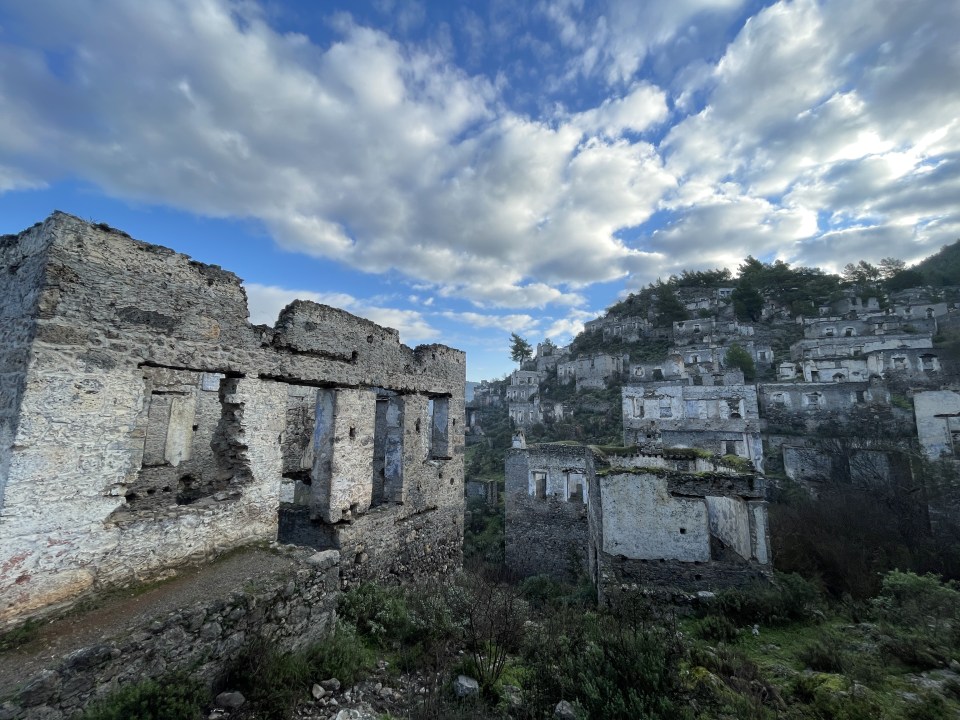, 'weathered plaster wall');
914,391,960,459
705,496,751,559
0,213,465,628
599,473,711,562
586,467,771,598
0,223,50,514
